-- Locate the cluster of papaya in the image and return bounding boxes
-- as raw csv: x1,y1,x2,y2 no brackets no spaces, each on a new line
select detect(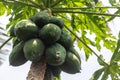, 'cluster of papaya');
9,11,81,79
